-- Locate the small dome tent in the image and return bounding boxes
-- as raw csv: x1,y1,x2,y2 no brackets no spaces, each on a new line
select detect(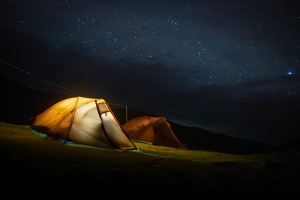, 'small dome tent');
30,97,138,151
122,116,186,149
